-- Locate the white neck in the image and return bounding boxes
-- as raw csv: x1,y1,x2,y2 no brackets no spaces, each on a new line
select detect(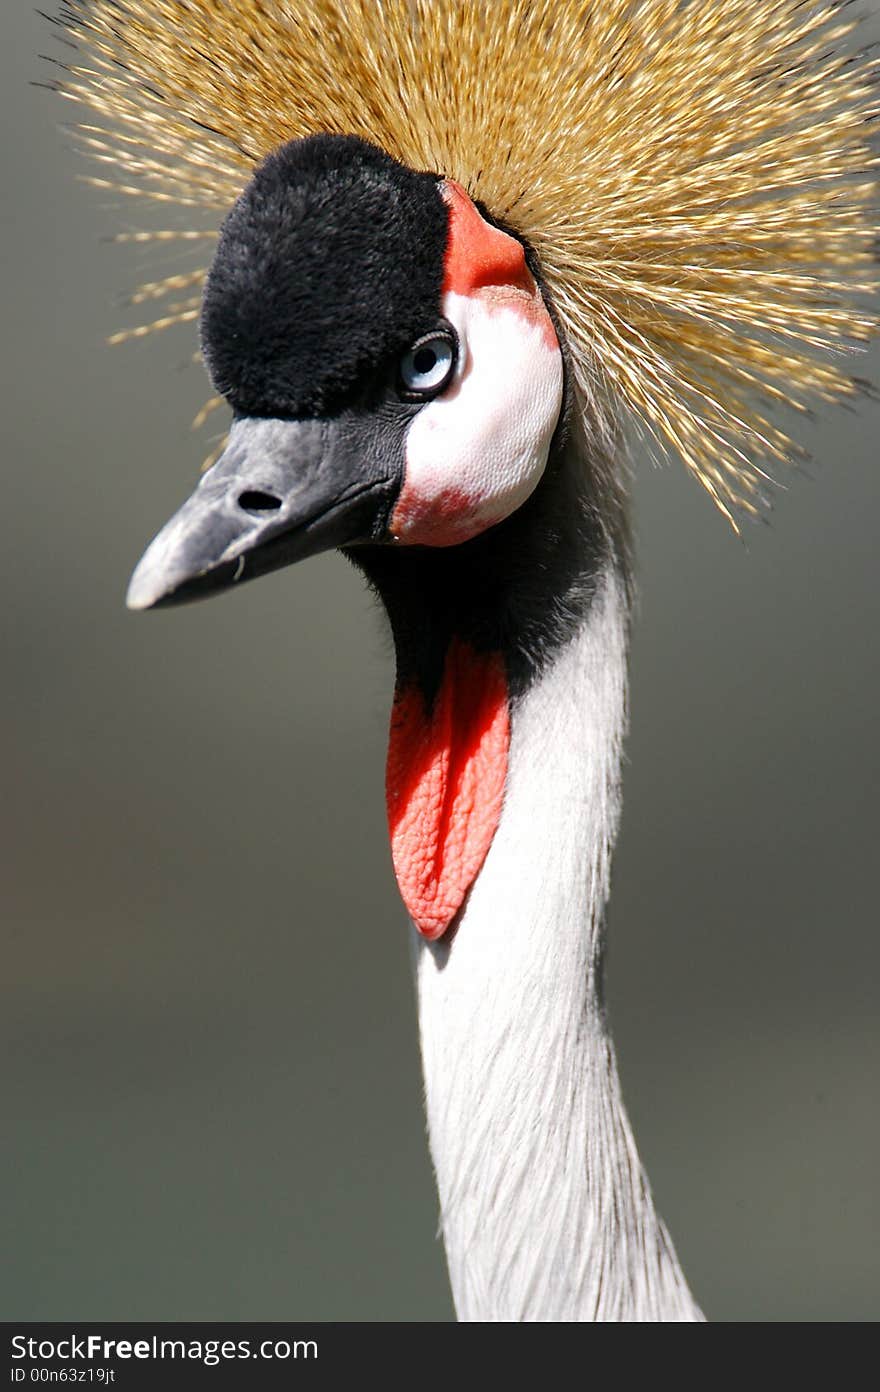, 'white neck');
414,567,703,1321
